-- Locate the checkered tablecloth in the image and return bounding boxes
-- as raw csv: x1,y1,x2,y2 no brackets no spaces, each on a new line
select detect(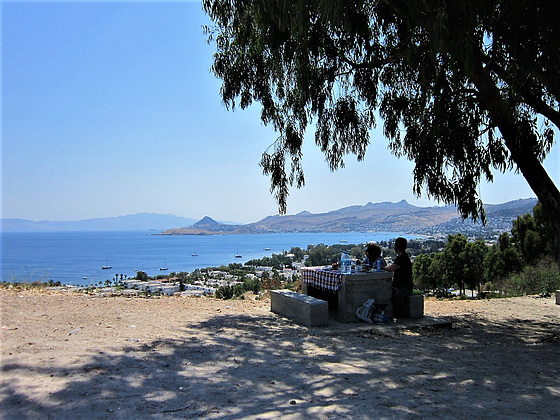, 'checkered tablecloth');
301,267,343,291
